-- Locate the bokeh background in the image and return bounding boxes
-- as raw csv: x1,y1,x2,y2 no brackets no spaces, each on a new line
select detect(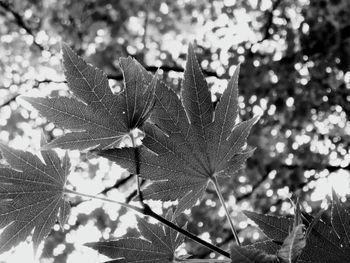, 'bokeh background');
1,0,350,262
